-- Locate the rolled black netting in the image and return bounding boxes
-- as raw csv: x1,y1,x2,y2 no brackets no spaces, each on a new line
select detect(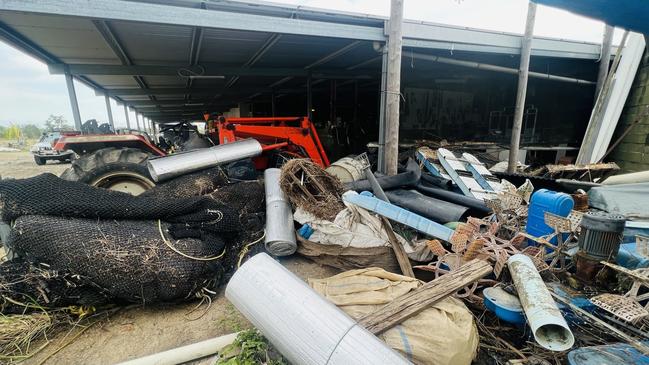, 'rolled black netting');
9,216,229,303
0,173,241,235
0,260,109,313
